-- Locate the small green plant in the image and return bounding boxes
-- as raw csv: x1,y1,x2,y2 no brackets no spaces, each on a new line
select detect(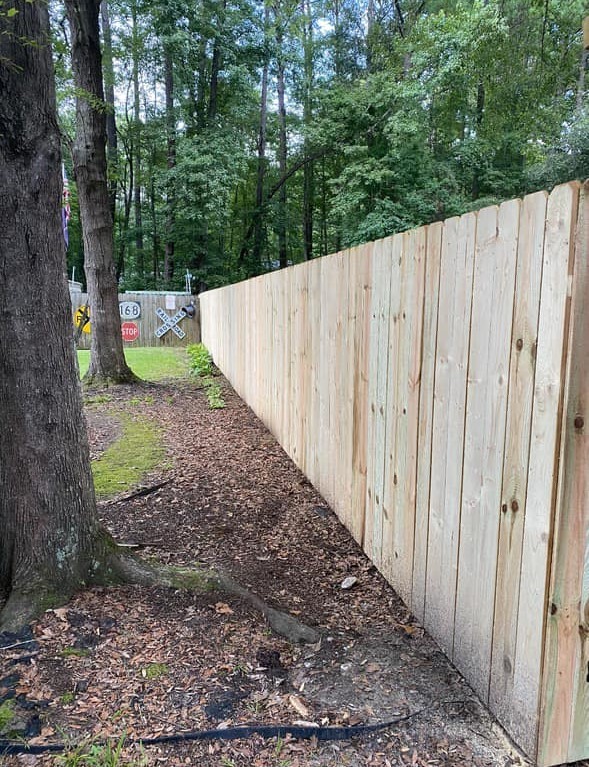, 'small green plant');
141,662,168,680
60,647,90,658
56,733,145,767
0,700,15,732
206,381,225,409
187,343,213,377
61,692,75,705
187,344,225,409
85,394,113,406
